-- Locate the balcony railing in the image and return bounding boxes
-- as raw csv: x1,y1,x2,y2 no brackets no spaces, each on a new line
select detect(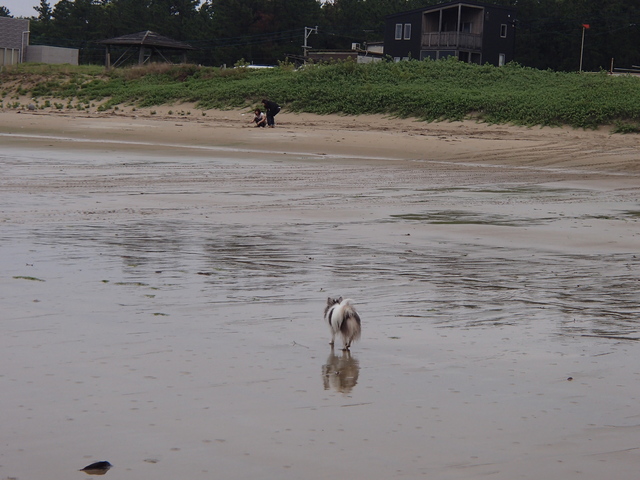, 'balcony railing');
422,32,482,50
